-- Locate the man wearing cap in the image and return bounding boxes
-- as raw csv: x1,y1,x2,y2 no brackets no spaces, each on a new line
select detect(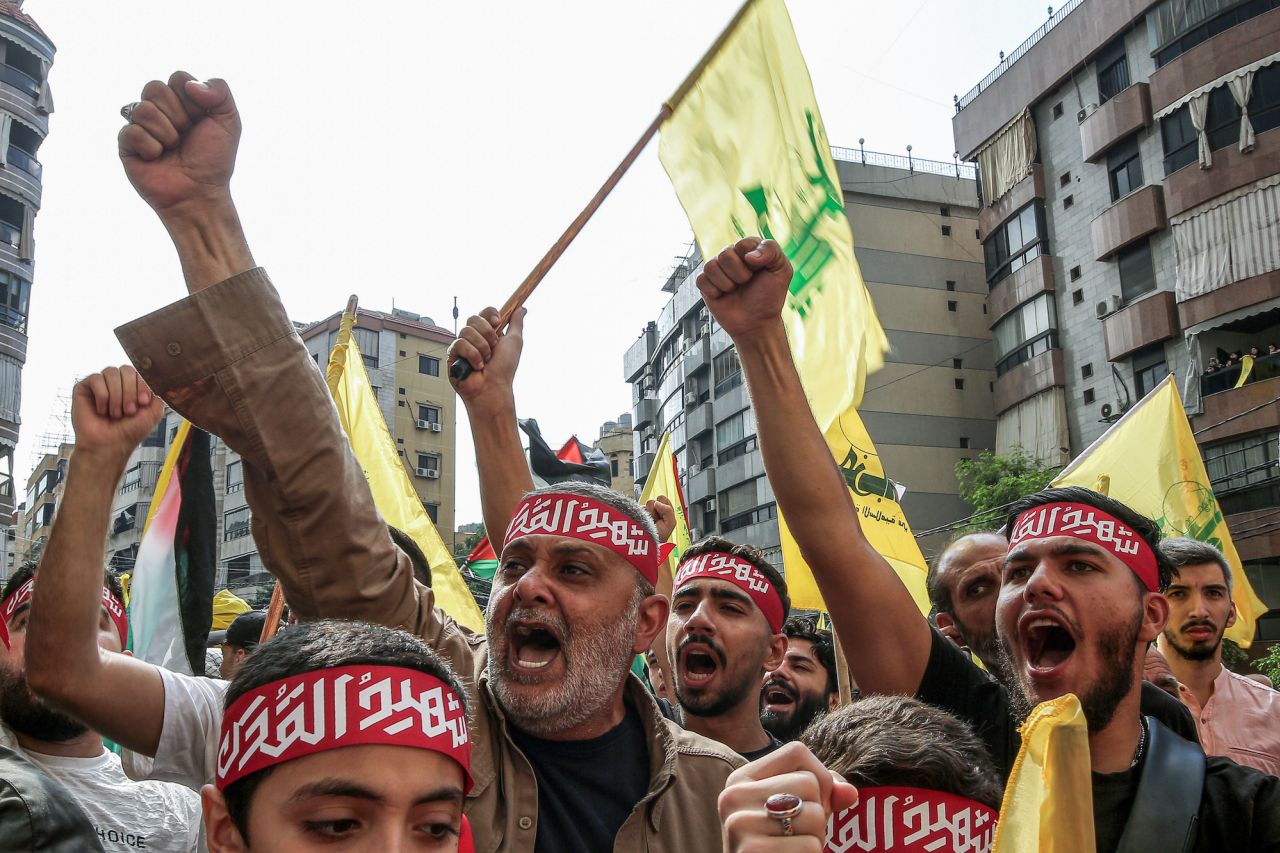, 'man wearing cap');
694,237,1280,851
665,537,789,758
218,611,267,681
112,71,740,852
